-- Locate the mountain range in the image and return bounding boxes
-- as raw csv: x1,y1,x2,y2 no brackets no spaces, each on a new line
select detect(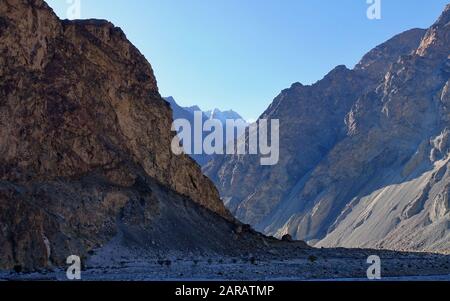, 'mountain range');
204,108,247,125
164,96,247,166
205,5,450,254
1,0,449,277
0,0,298,271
